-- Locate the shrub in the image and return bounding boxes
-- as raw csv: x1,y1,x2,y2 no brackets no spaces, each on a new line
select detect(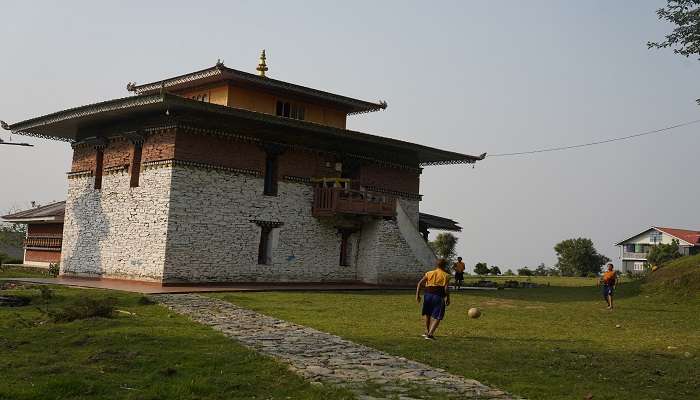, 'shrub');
137,296,156,305
517,268,534,276
48,263,60,277
49,297,116,322
647,239,682,267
